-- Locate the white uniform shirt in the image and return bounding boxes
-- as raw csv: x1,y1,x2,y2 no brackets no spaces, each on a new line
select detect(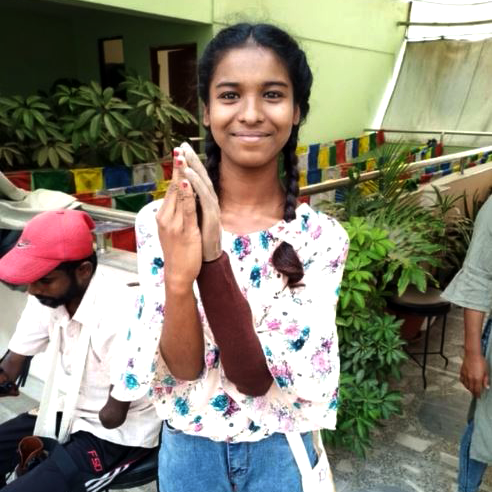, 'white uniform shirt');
8,267,161,448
